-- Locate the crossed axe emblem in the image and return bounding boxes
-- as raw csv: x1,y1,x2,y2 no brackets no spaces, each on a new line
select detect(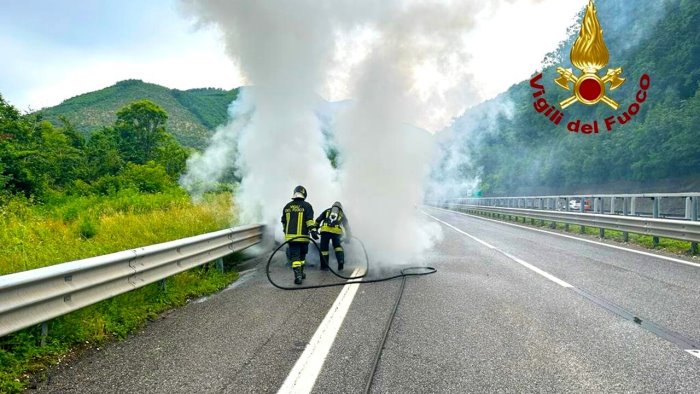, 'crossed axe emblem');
555,67,625,110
